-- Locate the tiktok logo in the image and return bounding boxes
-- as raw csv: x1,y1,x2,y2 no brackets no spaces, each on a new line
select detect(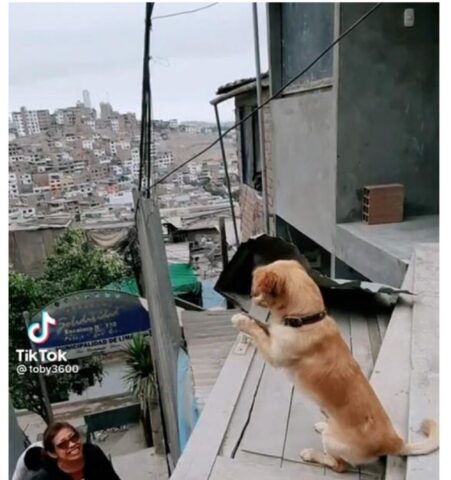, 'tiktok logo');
27,311,58,344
